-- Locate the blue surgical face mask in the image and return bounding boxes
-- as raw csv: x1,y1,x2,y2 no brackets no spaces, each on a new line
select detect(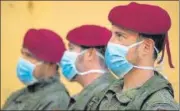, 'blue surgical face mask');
60,50,106,80
16,57,42,85
105,41,159,77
